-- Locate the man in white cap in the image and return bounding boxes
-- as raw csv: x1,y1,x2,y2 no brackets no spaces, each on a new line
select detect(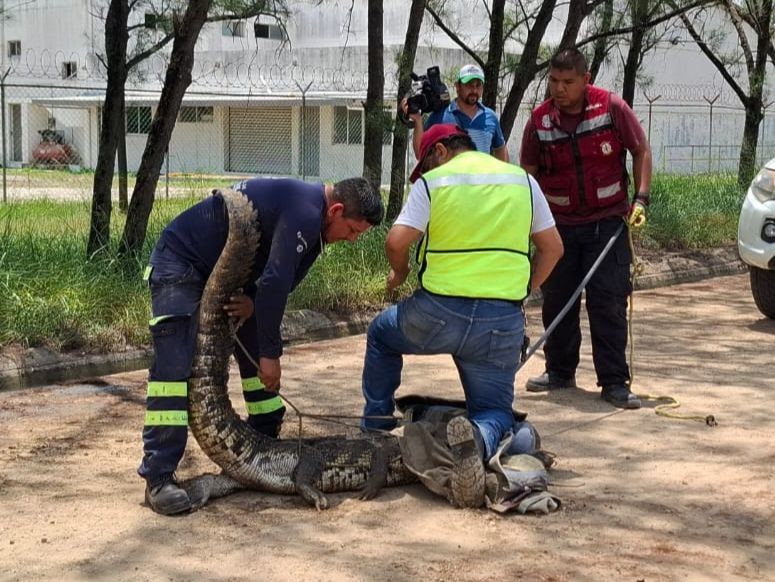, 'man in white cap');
402,63,509,162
